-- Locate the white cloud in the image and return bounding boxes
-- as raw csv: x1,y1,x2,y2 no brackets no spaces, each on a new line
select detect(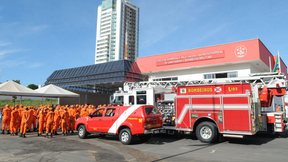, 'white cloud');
141,26,180,48
28,62,43,68
0,42,11,47
0,49,30,59
198,24,227,42
29,25,50,31
0,60,26,68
